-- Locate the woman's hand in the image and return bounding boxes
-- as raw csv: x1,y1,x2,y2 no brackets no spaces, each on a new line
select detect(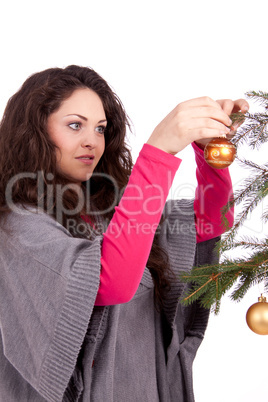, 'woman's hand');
146,96,249,155
194,98,249,149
